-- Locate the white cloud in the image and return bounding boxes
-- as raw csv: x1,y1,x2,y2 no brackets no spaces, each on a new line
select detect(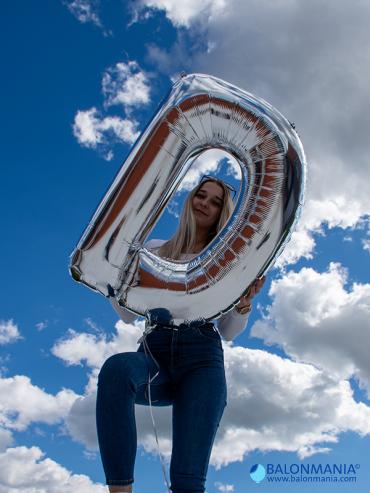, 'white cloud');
214,481,234,492
72,107,140,157
51,319,143,370
363,239,370,253
0,446,106,493
0,429,13,454
212,345,370,464
102,61,150,109
64,0,103,29
35,320,48,331
139,0,226,27
0,375,79,432
361,220,370,253
73,60,150,159
73,108,104,147
0,355,10,382
64,393,98,449
276,169,370,268
251,262,370,395
274,191,365,269
274,225,316,269
83,318,103,333
0,320,22,345
51,315,370,463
